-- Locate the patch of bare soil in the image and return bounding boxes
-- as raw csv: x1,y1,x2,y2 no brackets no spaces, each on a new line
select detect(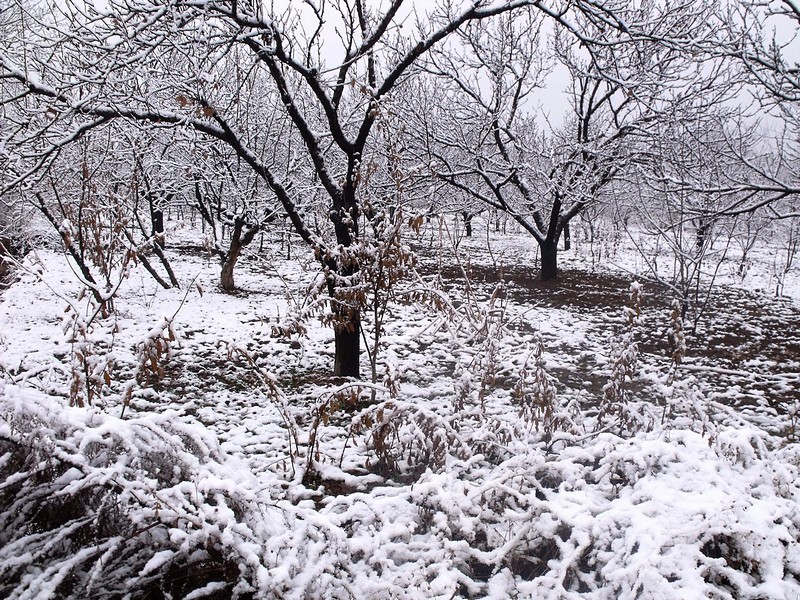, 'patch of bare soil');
422,264,664,311
673,288,800,418
428,262,800,421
